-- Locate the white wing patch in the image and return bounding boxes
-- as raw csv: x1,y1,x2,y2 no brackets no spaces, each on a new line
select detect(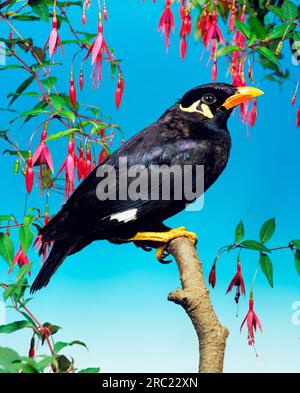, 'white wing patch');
109,208,138,223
